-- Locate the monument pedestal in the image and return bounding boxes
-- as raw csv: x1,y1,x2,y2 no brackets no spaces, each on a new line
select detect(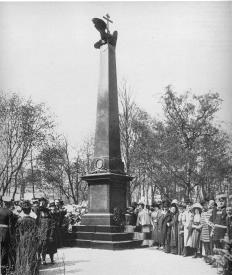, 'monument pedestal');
67,224,142,250
67,173,142,249
81,173,130,226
